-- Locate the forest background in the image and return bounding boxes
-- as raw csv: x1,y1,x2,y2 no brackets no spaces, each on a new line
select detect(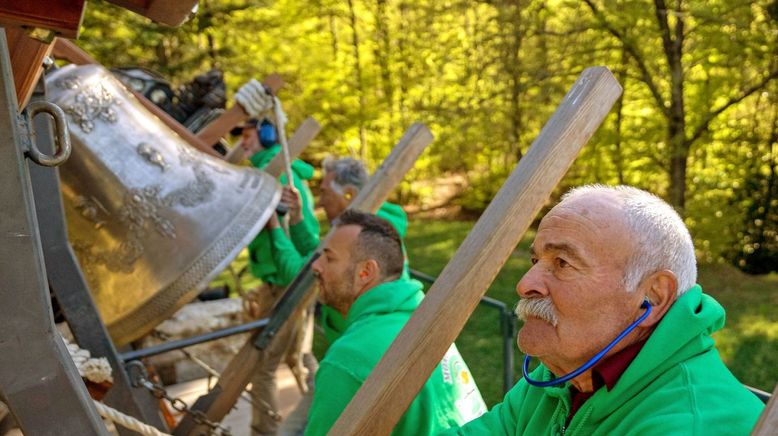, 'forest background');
79,0,778,273
76,0,777,404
